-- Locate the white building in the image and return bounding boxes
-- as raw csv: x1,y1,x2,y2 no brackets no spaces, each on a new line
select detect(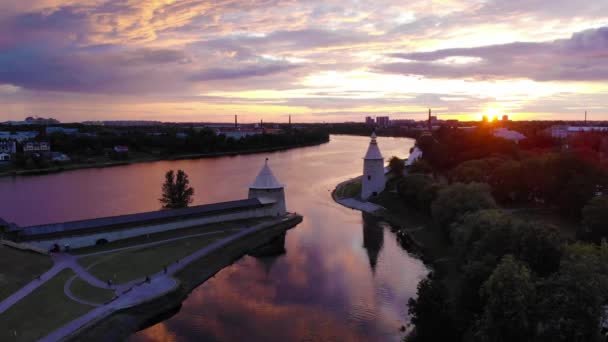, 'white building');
493,128,526,143
0,140,16,154
548,125,608,138
362,133,386,200
0,152,11,161
405,146,423,166
248,159,287,216
23,141,50,152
